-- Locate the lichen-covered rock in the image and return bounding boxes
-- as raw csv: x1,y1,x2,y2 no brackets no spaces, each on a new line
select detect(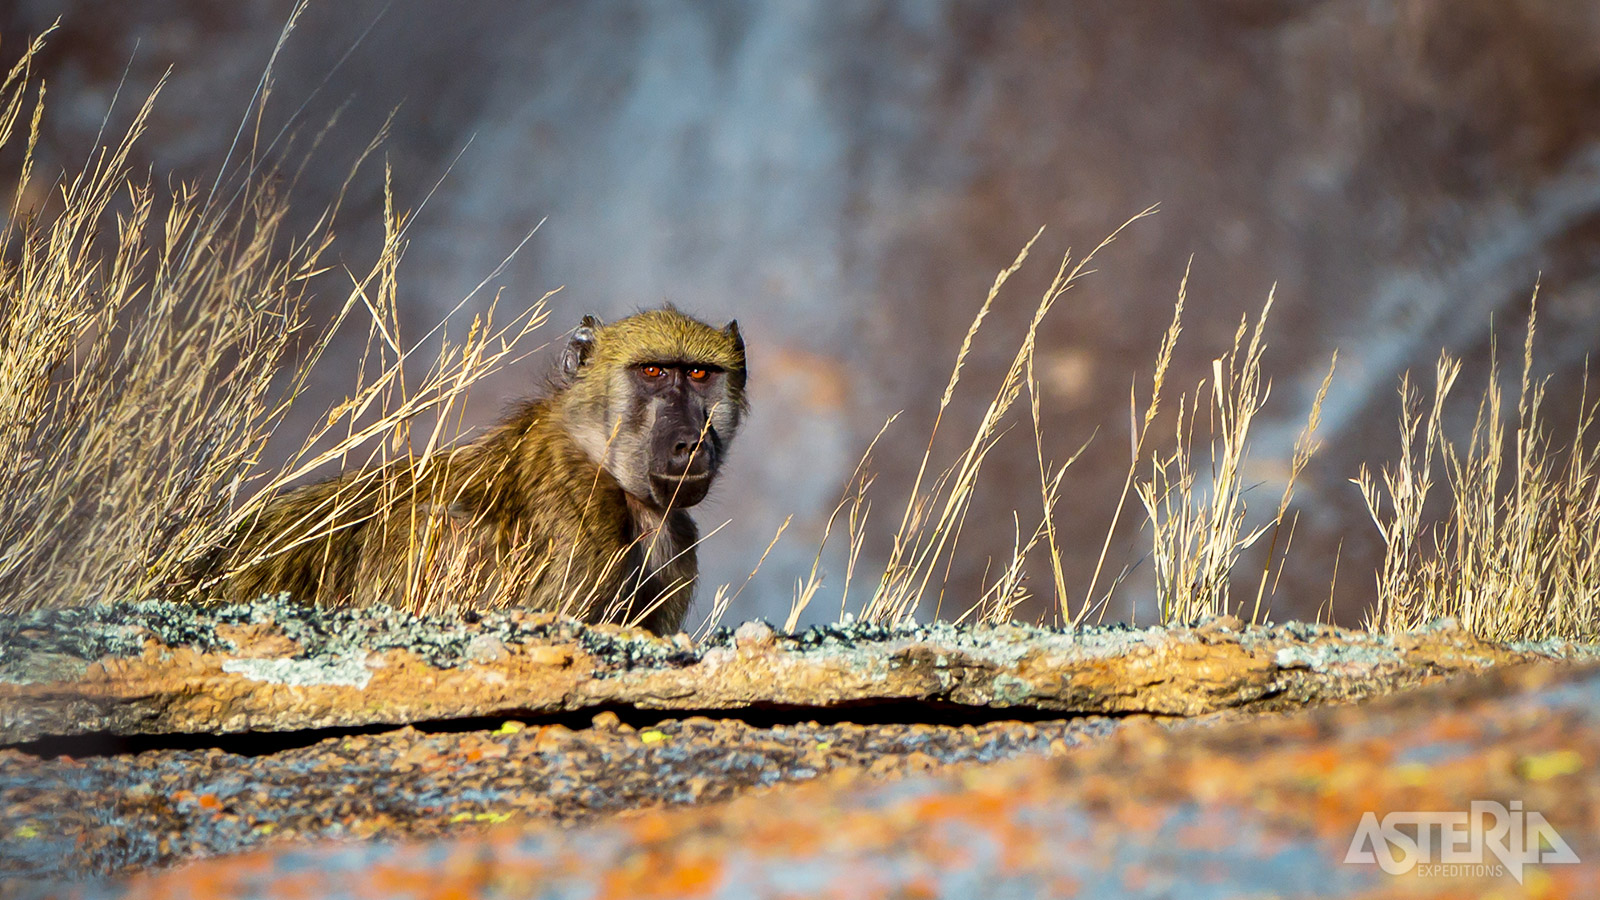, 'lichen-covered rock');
35,661,1600,899
2,599,1596,744
0,713,1128,879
